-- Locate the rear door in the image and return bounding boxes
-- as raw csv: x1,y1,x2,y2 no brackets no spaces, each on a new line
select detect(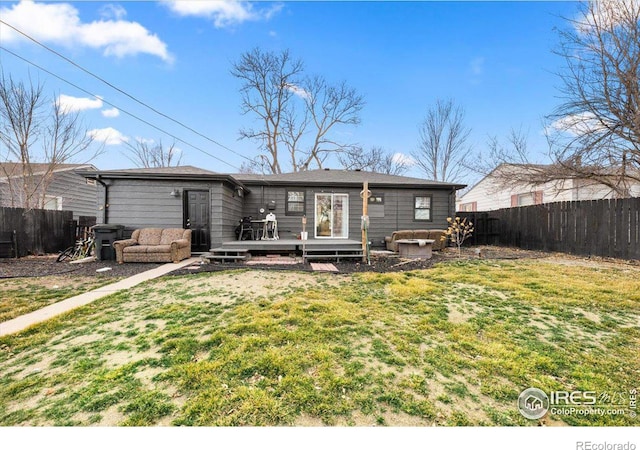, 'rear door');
184,190,210,252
